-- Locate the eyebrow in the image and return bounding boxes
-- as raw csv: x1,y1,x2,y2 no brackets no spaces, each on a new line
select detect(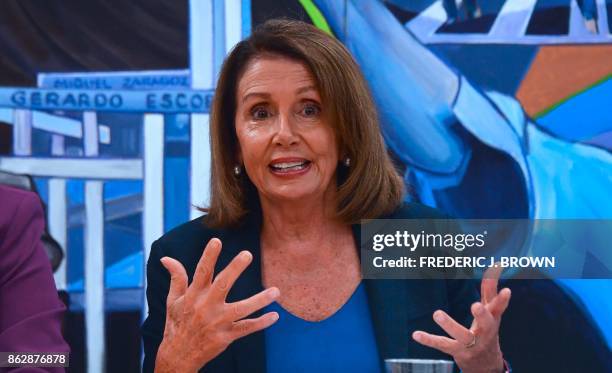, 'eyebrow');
241,92,271,104
295,85,317,95
241,85,318,103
